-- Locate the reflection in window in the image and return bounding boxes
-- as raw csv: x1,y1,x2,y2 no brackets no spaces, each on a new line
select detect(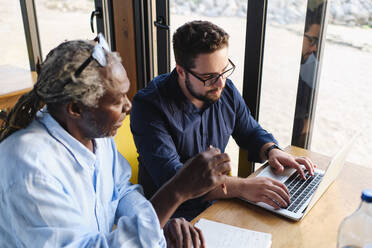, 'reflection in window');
311,7,372,167
0,0,29,69
292,2,326,147
34,0,95,60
